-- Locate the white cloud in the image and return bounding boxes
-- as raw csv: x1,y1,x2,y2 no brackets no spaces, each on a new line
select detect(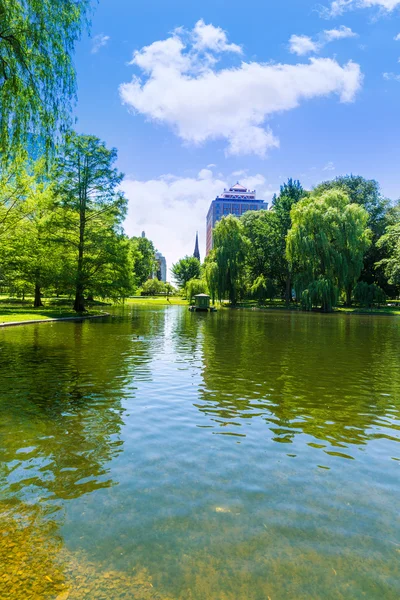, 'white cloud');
193,19,242,54
383,71,400,80
289,26,357,56
120,22,362,158
91,33,110,54
321,0,400,18
323,25,358,41
323,160,336,171
122,169,275,272
395,33,400,40
289,35,320,56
